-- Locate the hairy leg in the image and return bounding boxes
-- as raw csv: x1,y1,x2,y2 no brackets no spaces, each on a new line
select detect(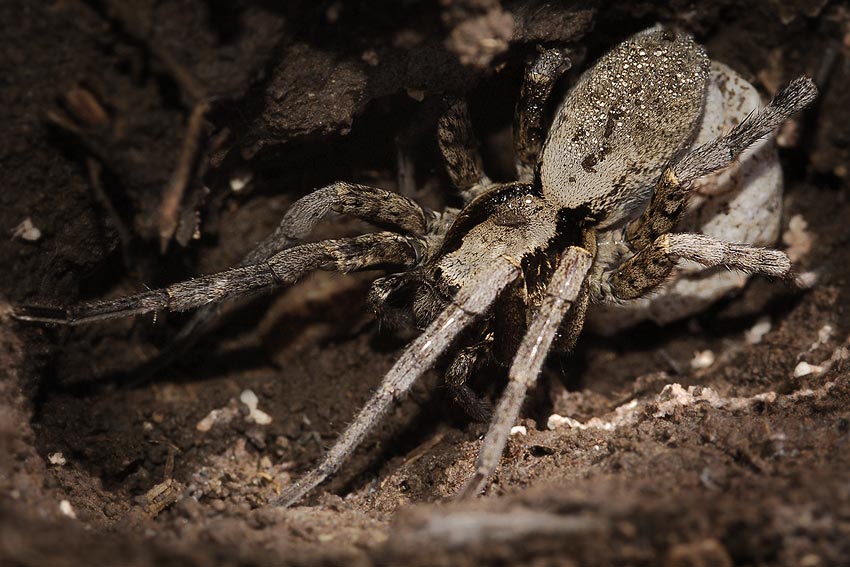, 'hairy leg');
513,48,571,180
367,272,422,331
438,98,489,202
459,246,593,497
370,276,499,422
445,333,495,422
627,76,817,250
272,257,522,507
610,233,792,300
249,182,432,261
492,273,529,364
151,182,433,368
15,232,422,325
